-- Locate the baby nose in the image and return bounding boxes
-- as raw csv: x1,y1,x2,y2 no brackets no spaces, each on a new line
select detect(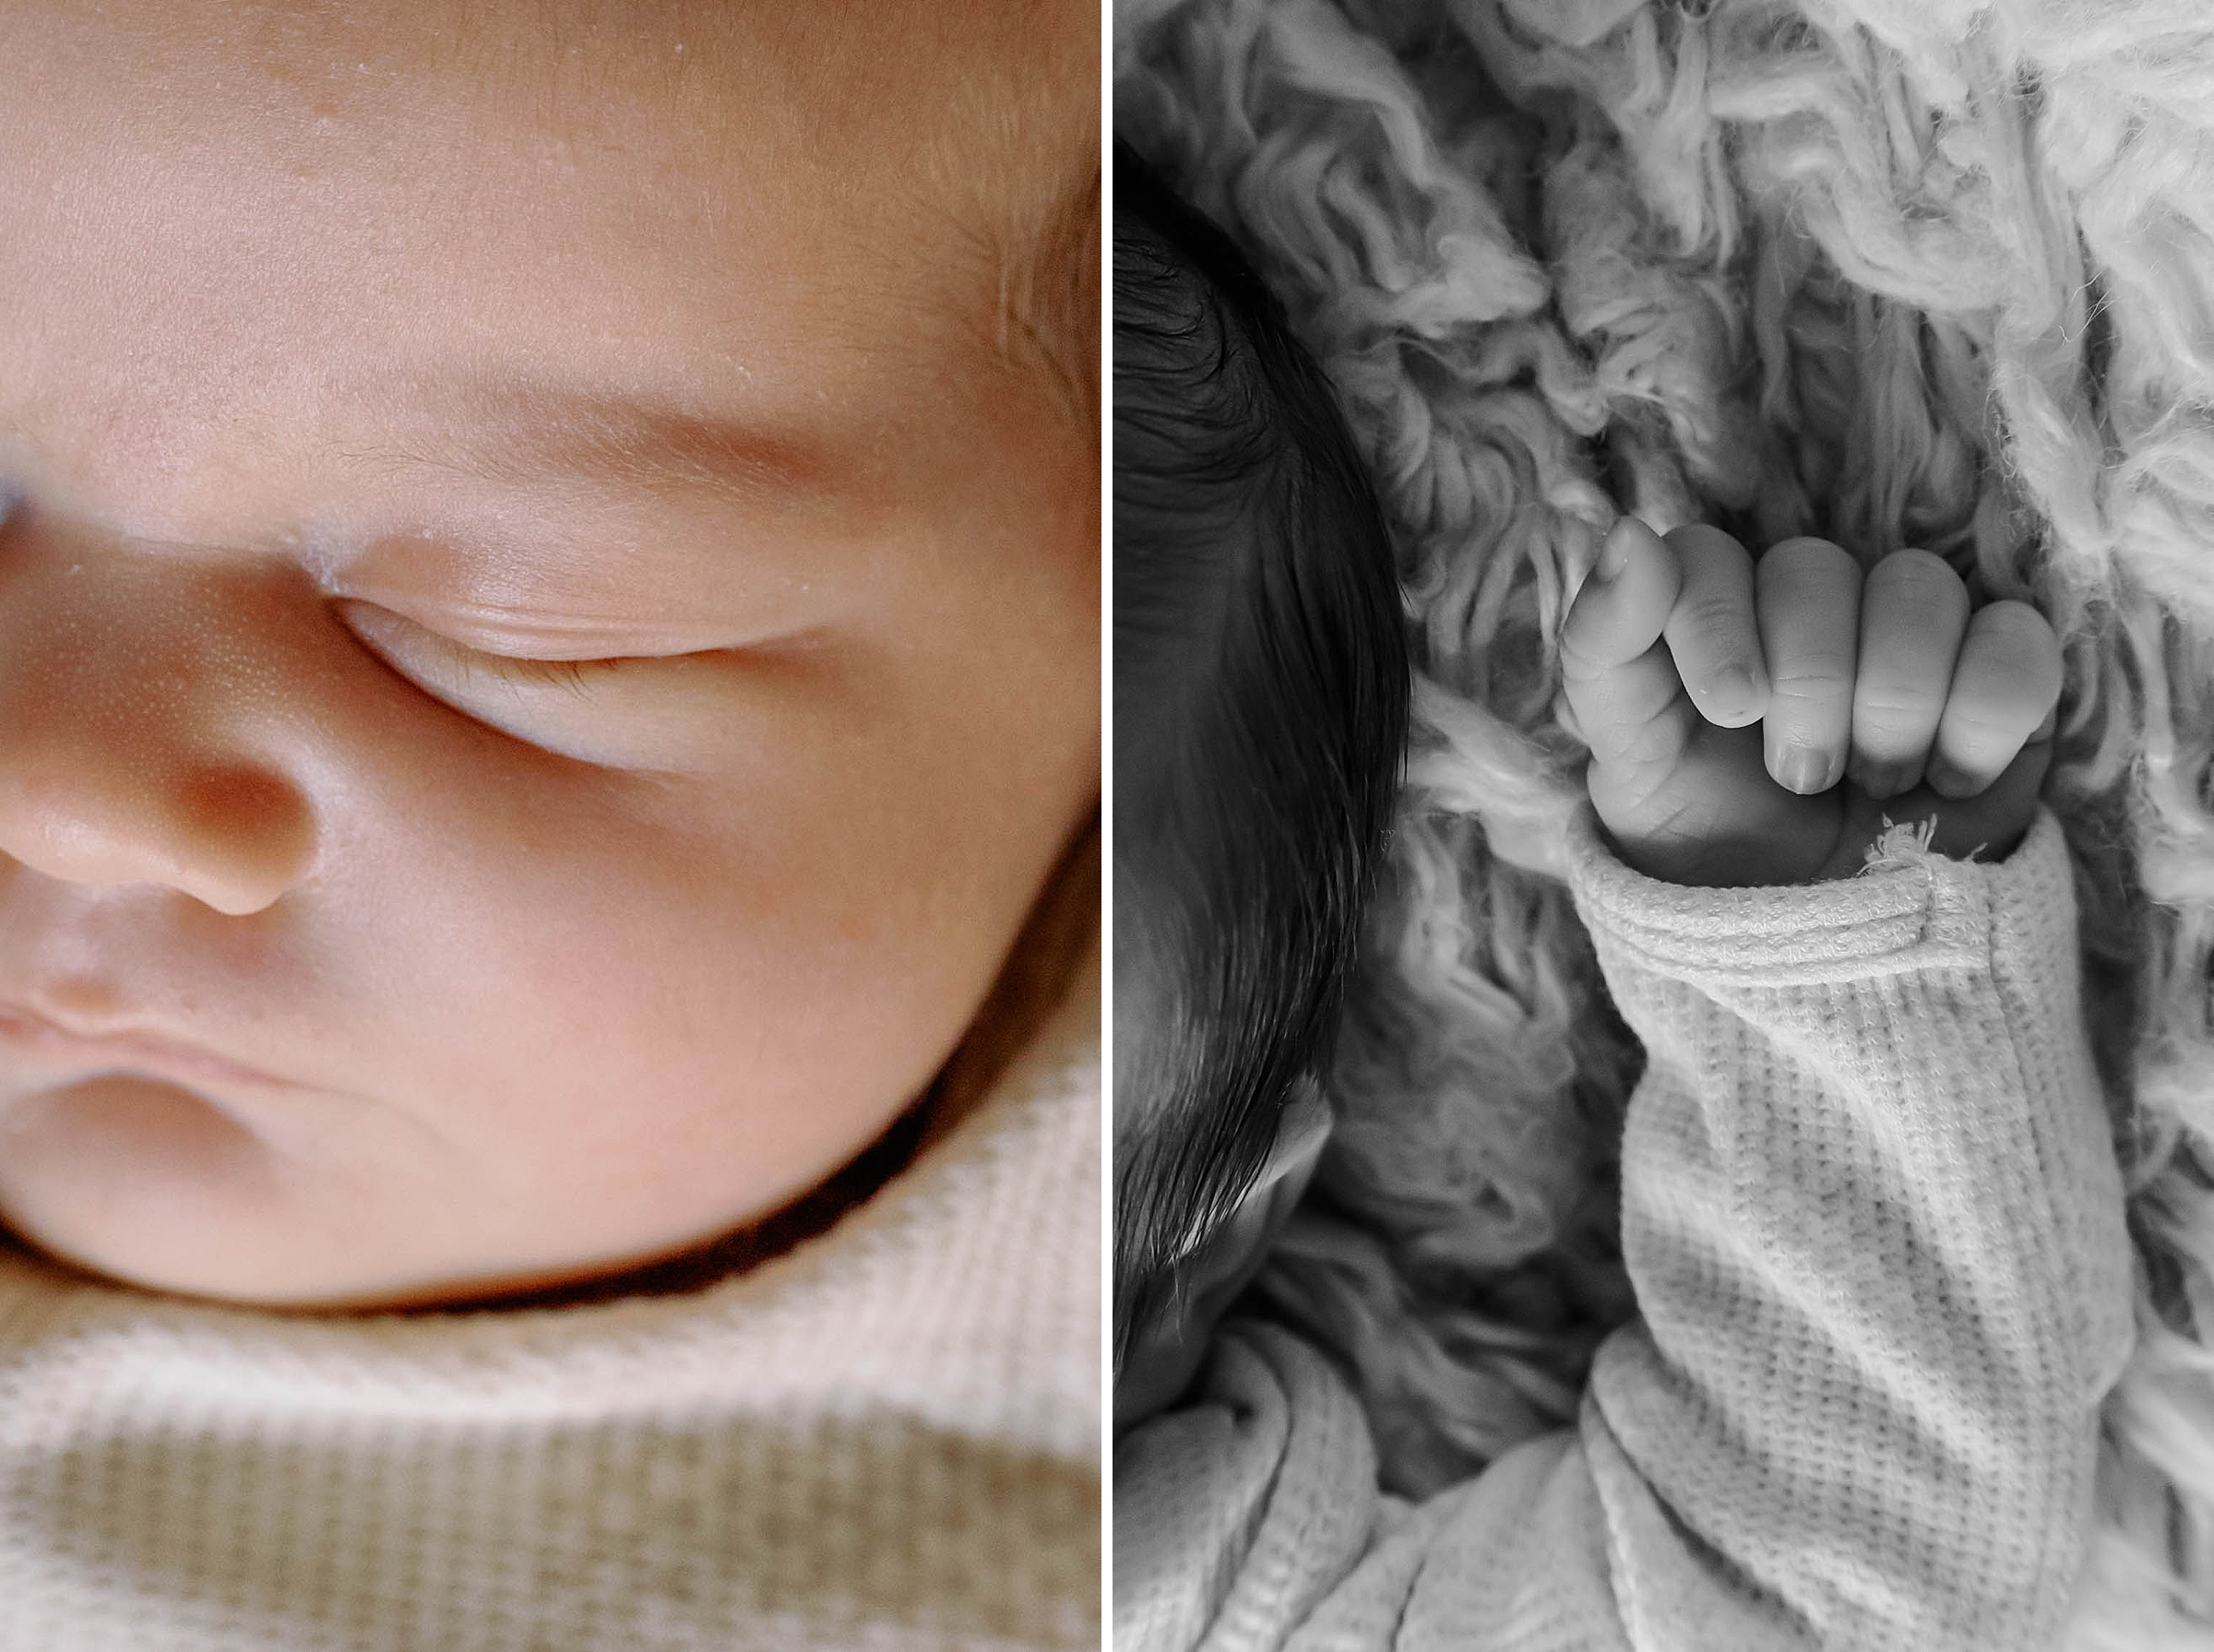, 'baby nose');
0,518,317,917
6,758,314,917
